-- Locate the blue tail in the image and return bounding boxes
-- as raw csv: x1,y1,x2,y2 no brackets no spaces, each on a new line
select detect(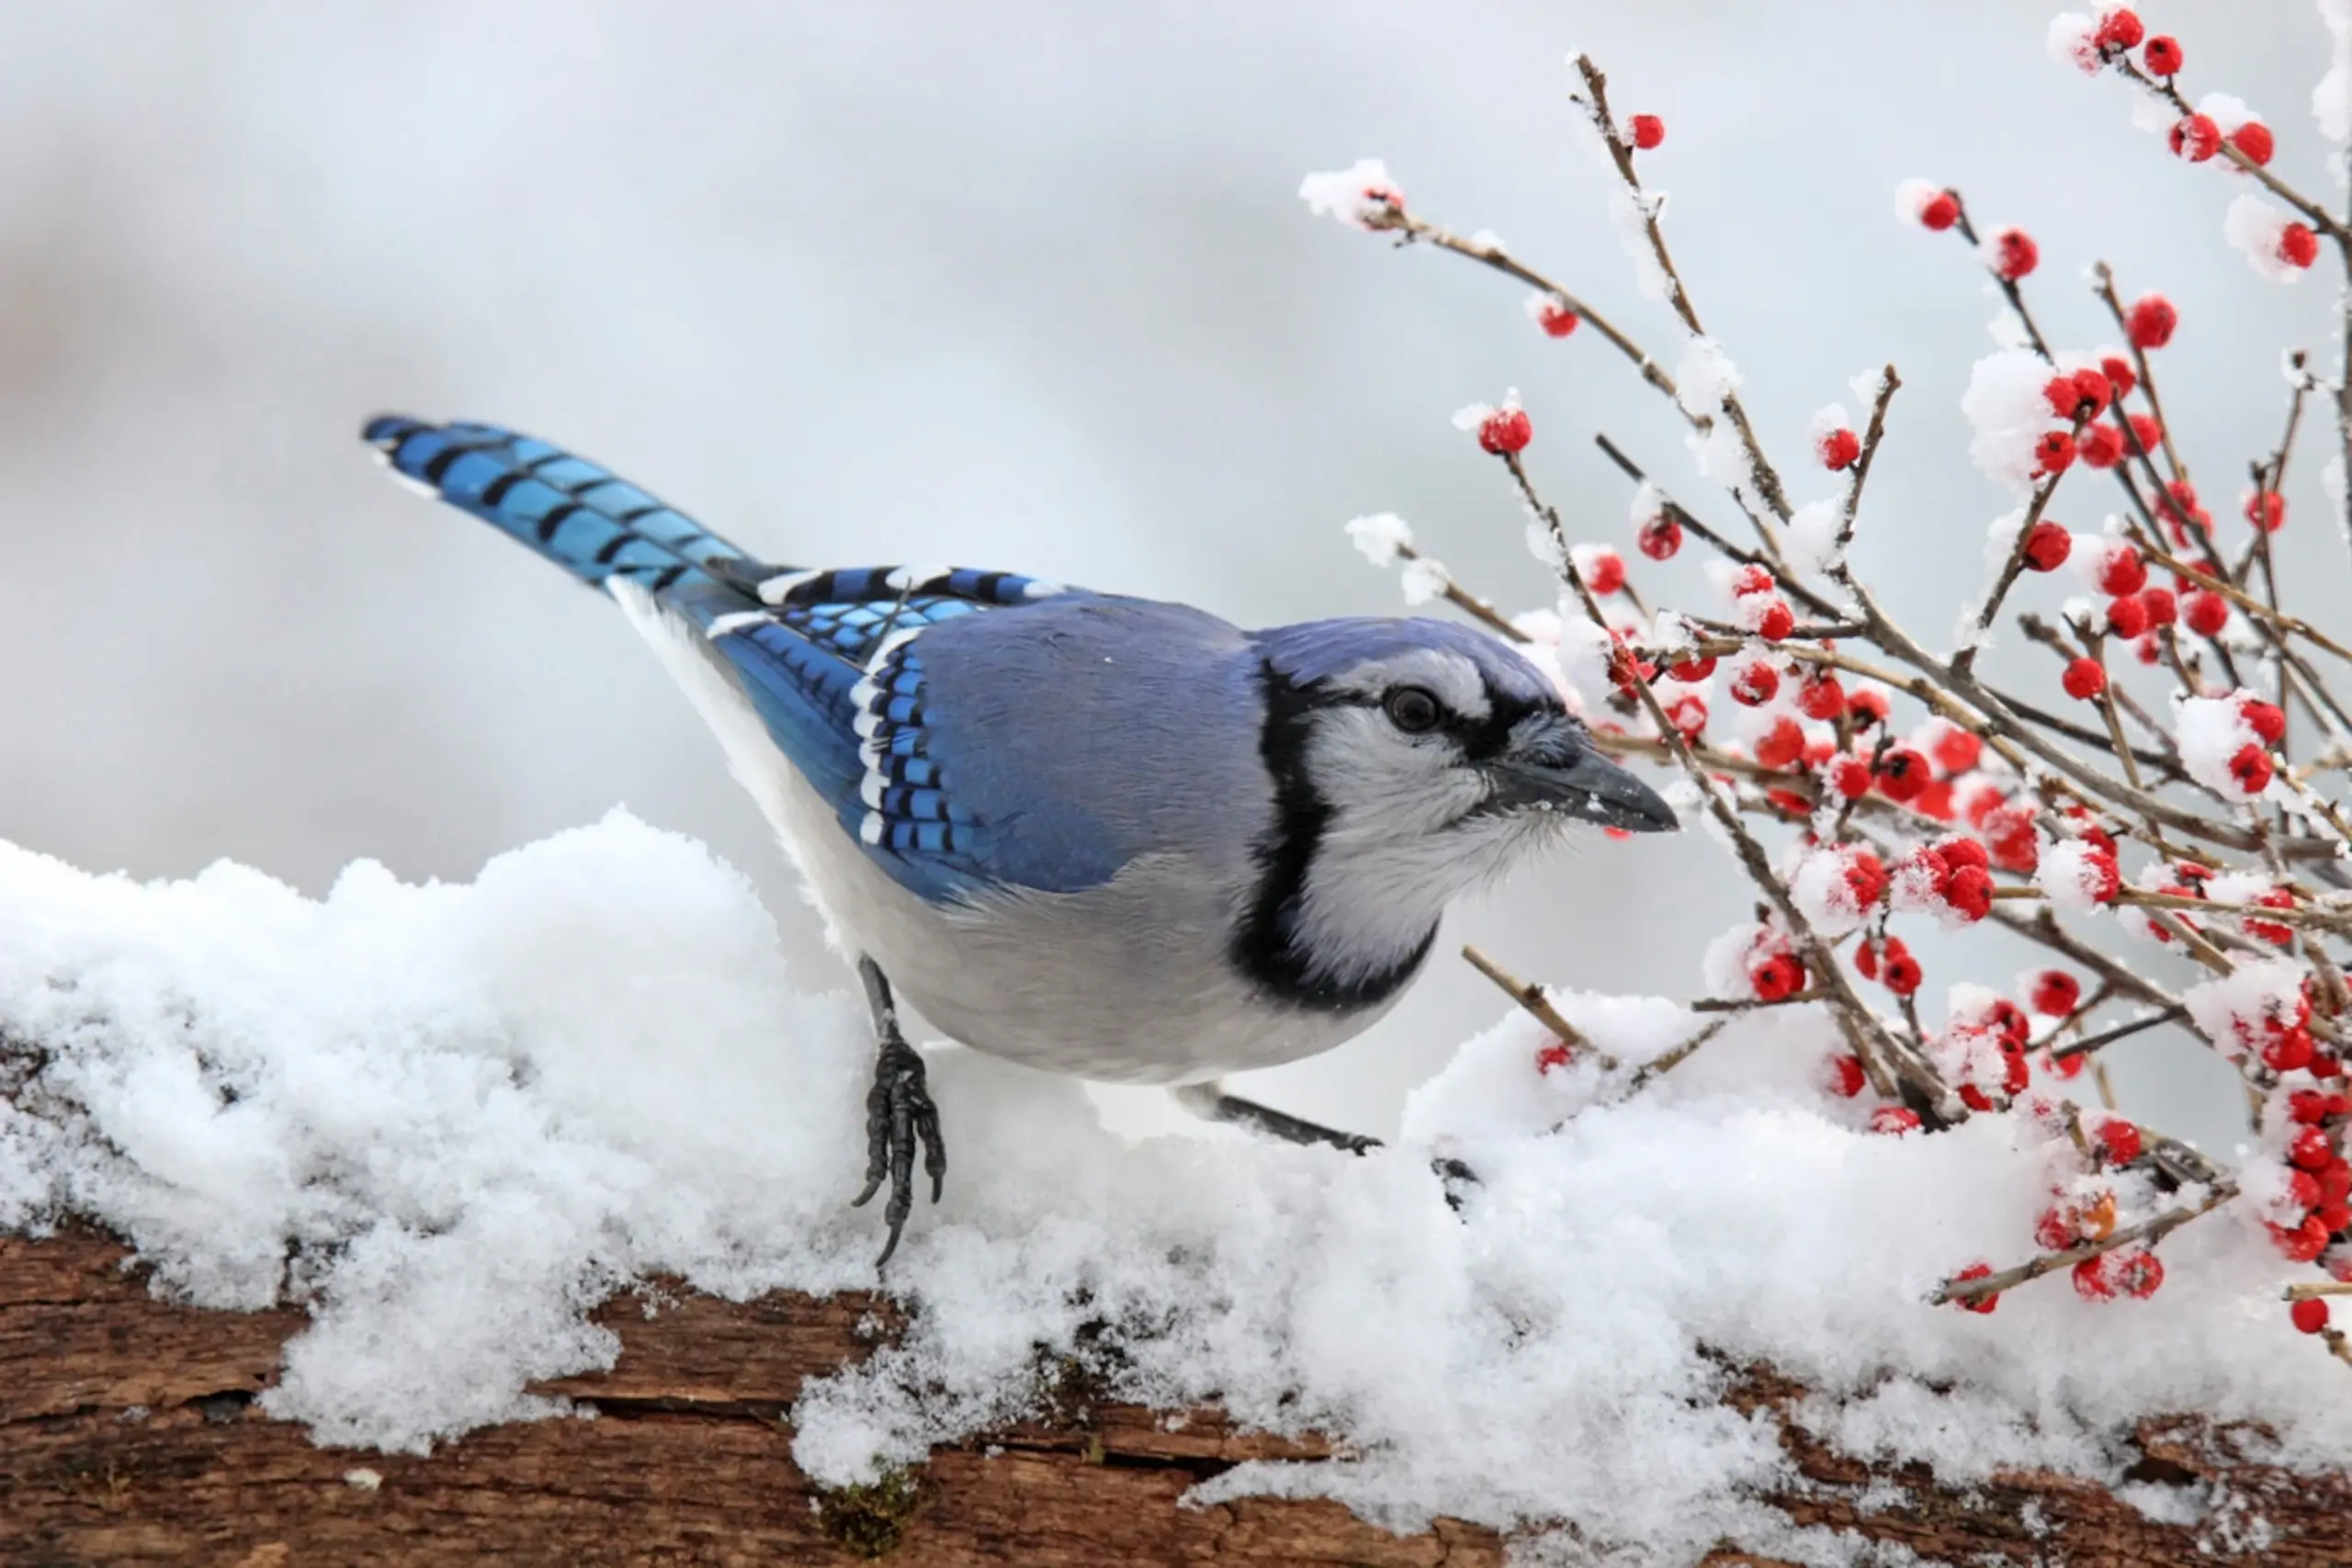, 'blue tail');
362,414,761,605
